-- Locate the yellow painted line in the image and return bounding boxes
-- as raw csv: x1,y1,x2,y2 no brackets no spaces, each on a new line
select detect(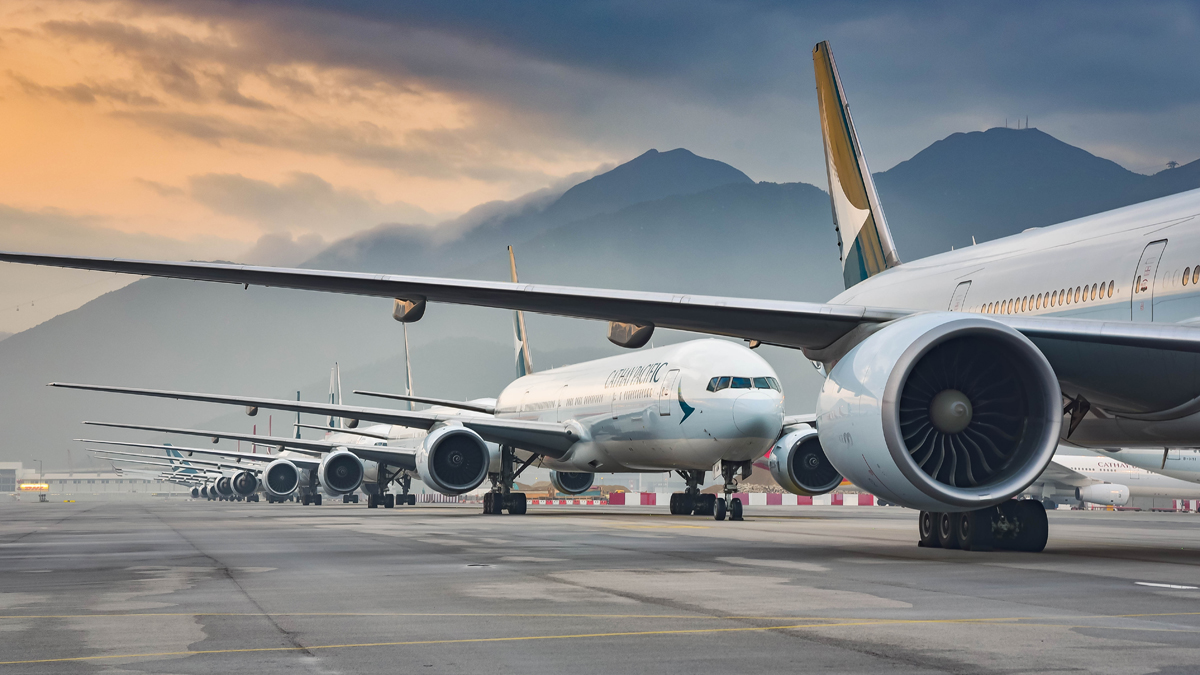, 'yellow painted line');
0,621,884,665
